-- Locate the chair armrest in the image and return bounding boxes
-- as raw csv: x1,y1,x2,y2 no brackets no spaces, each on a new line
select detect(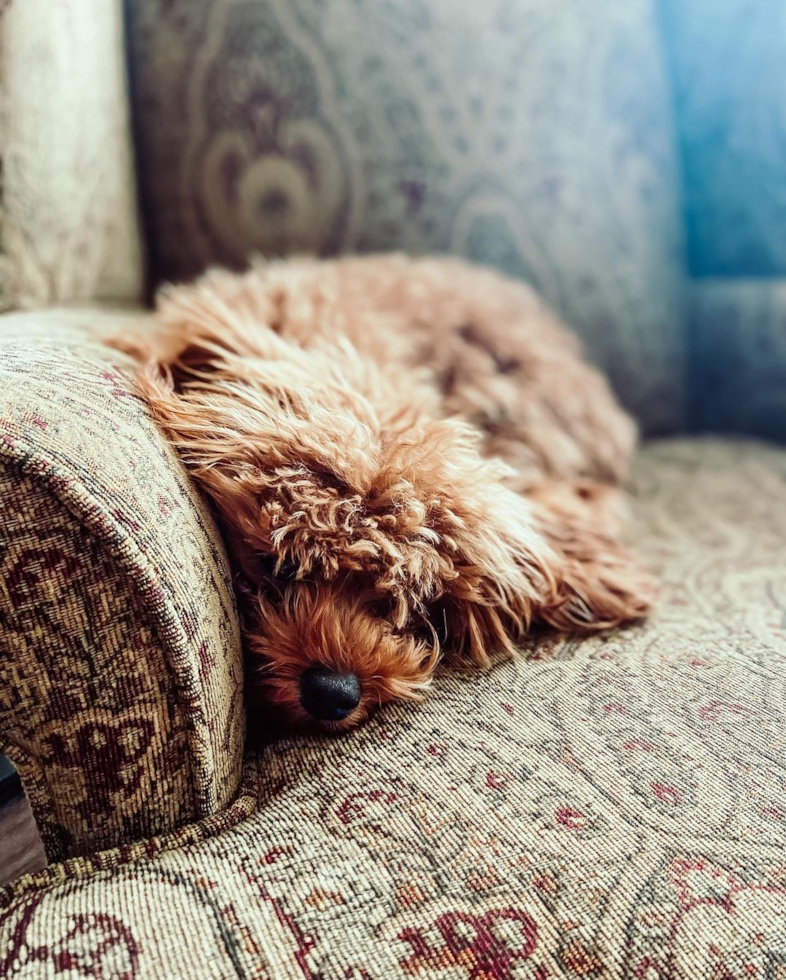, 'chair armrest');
0,308,244,861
